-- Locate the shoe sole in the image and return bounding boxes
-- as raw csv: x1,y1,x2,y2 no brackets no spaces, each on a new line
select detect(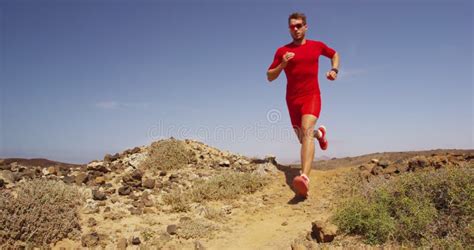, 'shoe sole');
319,125,326,137
293,177,309,197
318,125,328,150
